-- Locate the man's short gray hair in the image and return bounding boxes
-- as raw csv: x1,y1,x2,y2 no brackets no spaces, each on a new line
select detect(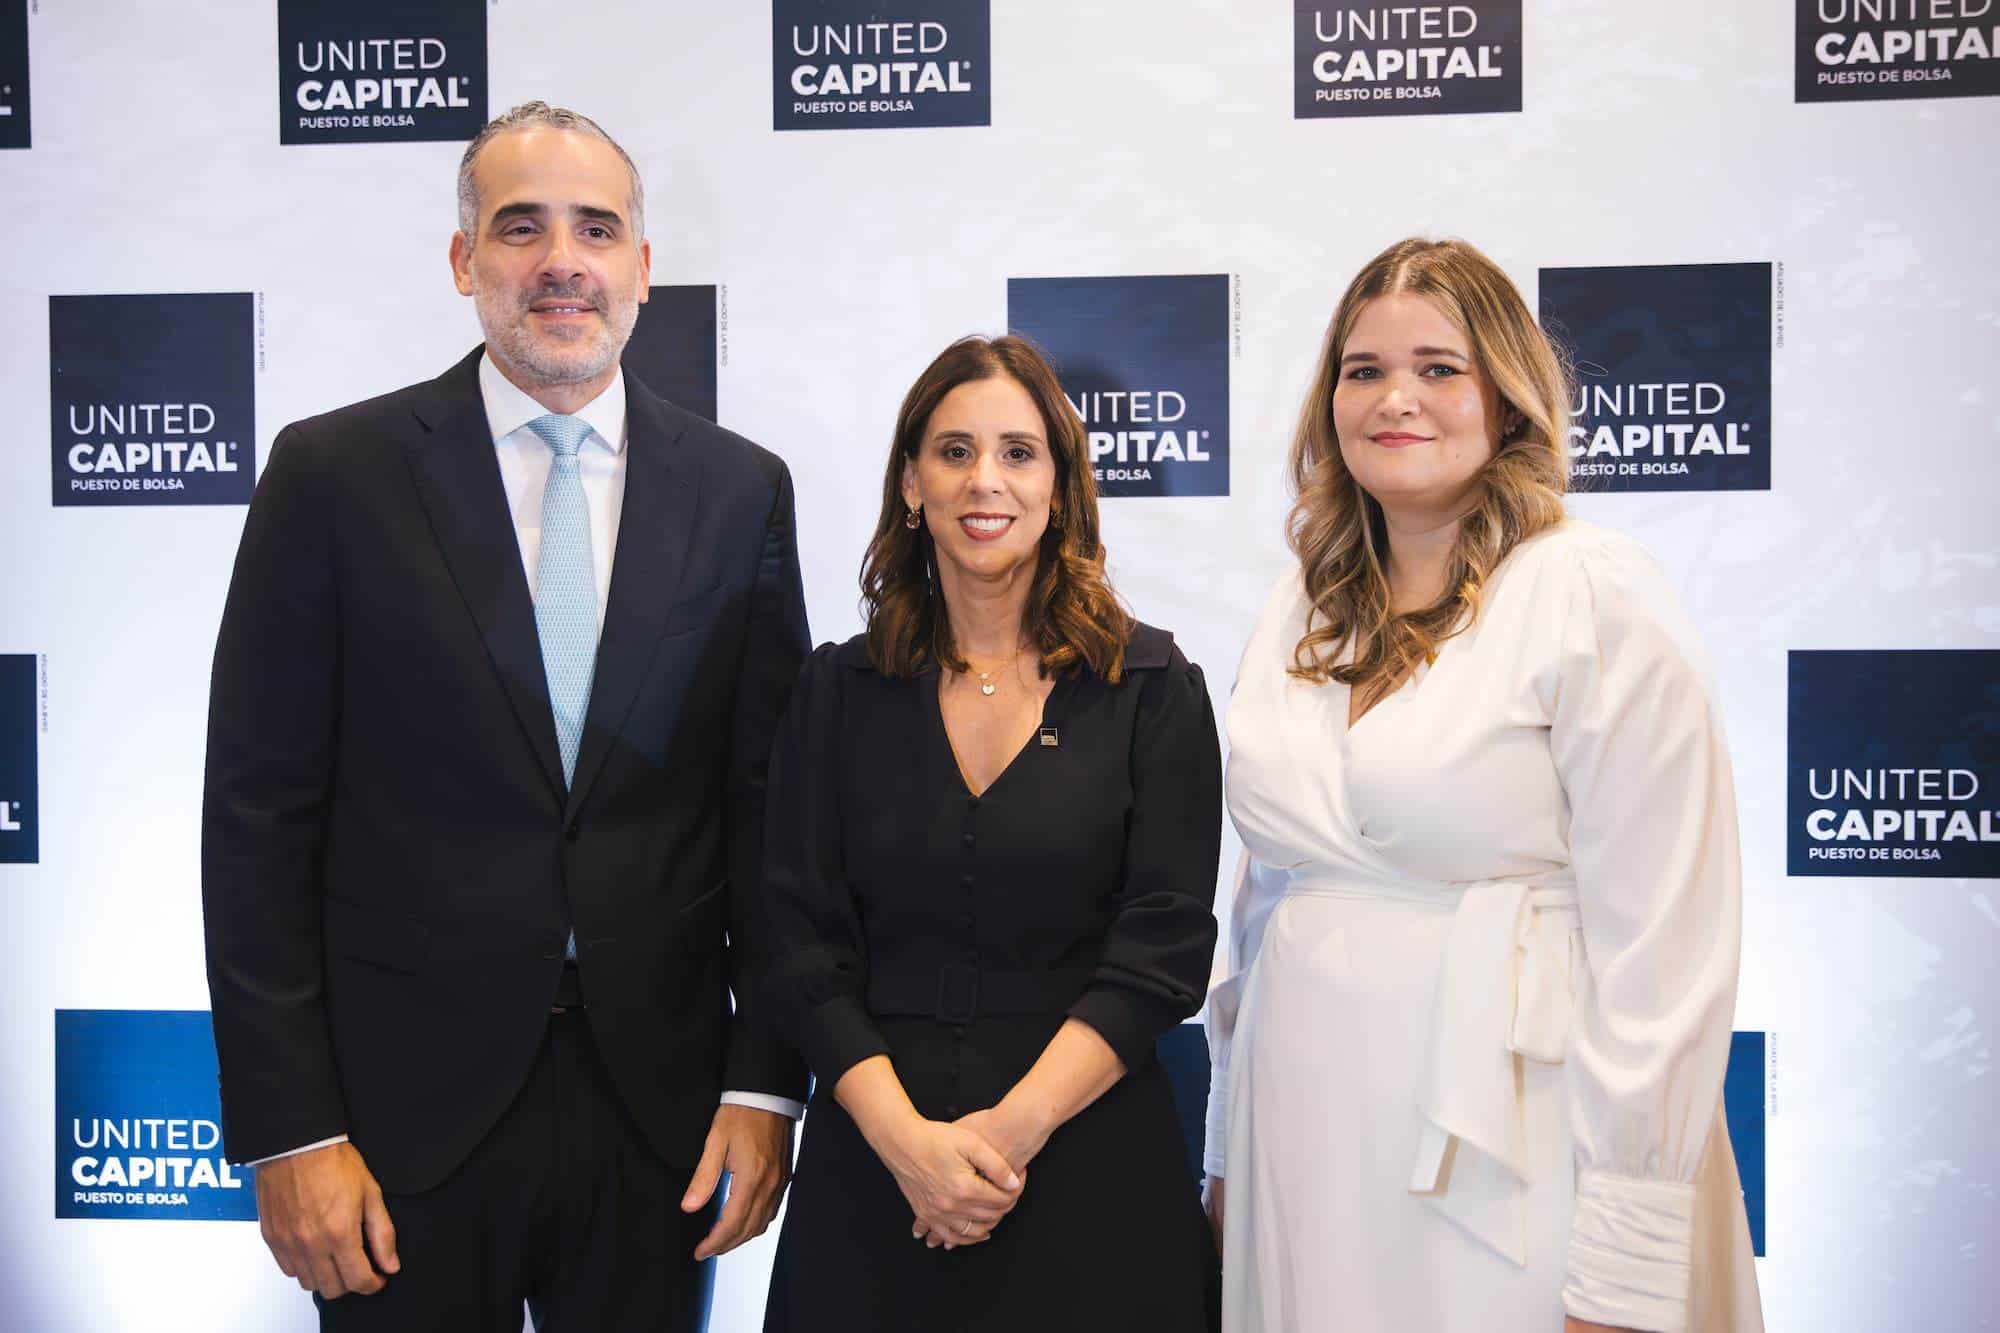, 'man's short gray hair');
456,101,646,241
